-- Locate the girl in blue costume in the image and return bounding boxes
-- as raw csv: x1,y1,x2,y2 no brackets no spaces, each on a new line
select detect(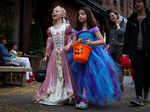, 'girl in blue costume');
67,7,122,109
